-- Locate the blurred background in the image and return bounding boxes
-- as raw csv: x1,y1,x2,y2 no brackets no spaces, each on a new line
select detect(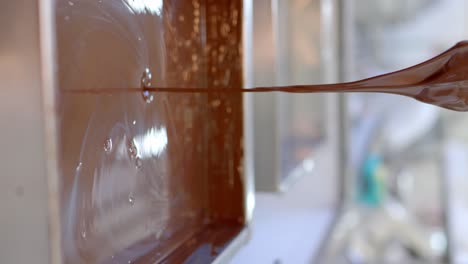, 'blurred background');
232,0,468,263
